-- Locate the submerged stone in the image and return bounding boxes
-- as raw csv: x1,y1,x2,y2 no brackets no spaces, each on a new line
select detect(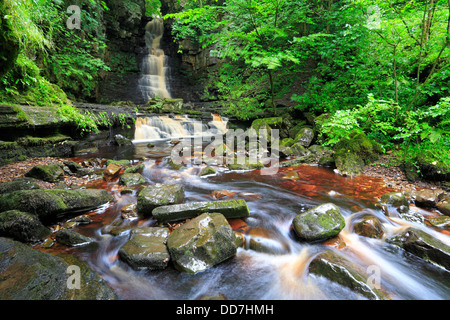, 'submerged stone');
167,212,237,273
152,199,251,223
292,203,345,242
118,227,170,270
137,184,185,217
